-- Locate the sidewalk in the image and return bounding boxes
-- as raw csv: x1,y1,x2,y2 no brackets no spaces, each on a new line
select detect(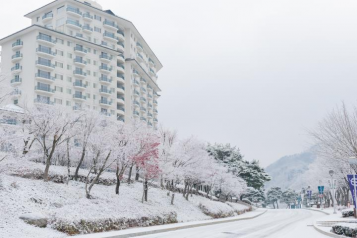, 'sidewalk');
310,207,357,238
74,209,267,238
